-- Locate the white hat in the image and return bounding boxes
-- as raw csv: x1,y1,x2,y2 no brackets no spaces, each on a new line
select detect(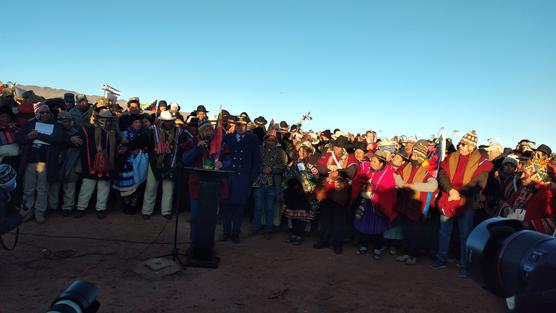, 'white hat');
170,102,180,109
159,110,176,121
484,143,504,153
